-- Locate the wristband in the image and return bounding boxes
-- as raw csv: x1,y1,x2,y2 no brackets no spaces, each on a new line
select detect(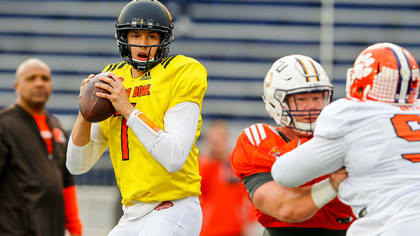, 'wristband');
311,178,337,208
